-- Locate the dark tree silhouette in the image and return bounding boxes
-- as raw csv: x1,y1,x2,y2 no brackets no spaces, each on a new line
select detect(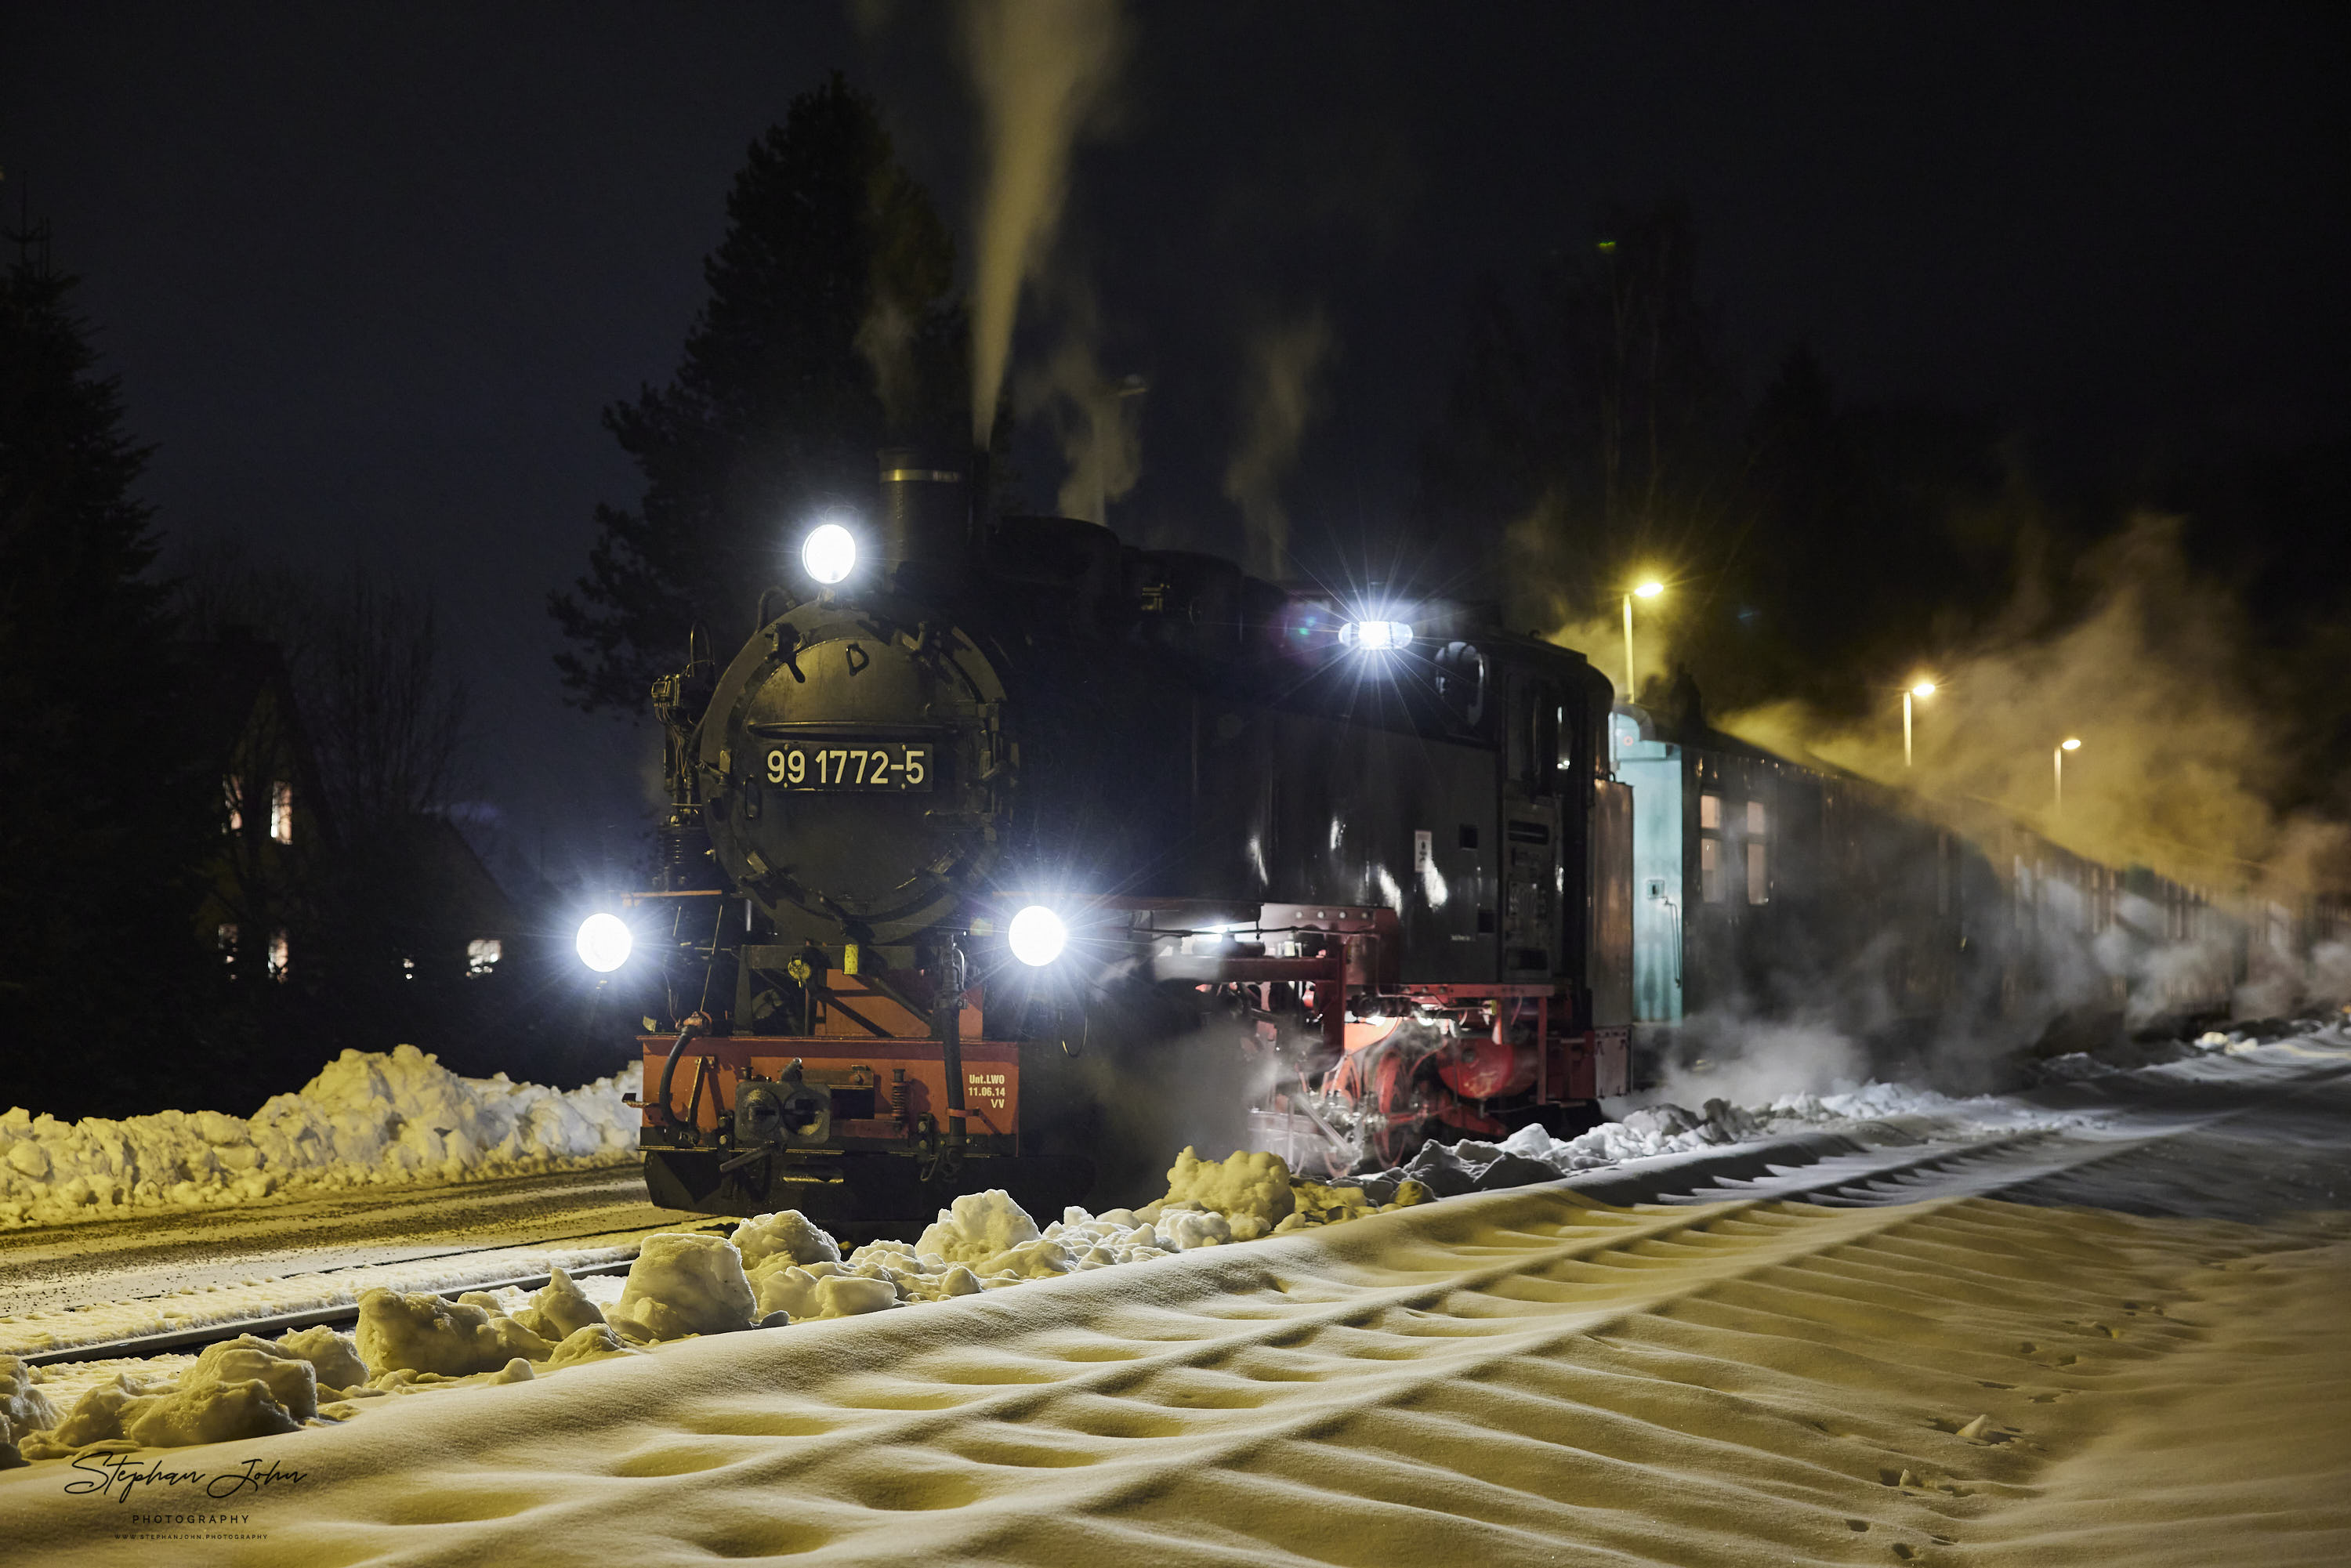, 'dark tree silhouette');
551,74,968,712
1422,205,2037,715
1422,202,1744,625
0,230,218,1113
